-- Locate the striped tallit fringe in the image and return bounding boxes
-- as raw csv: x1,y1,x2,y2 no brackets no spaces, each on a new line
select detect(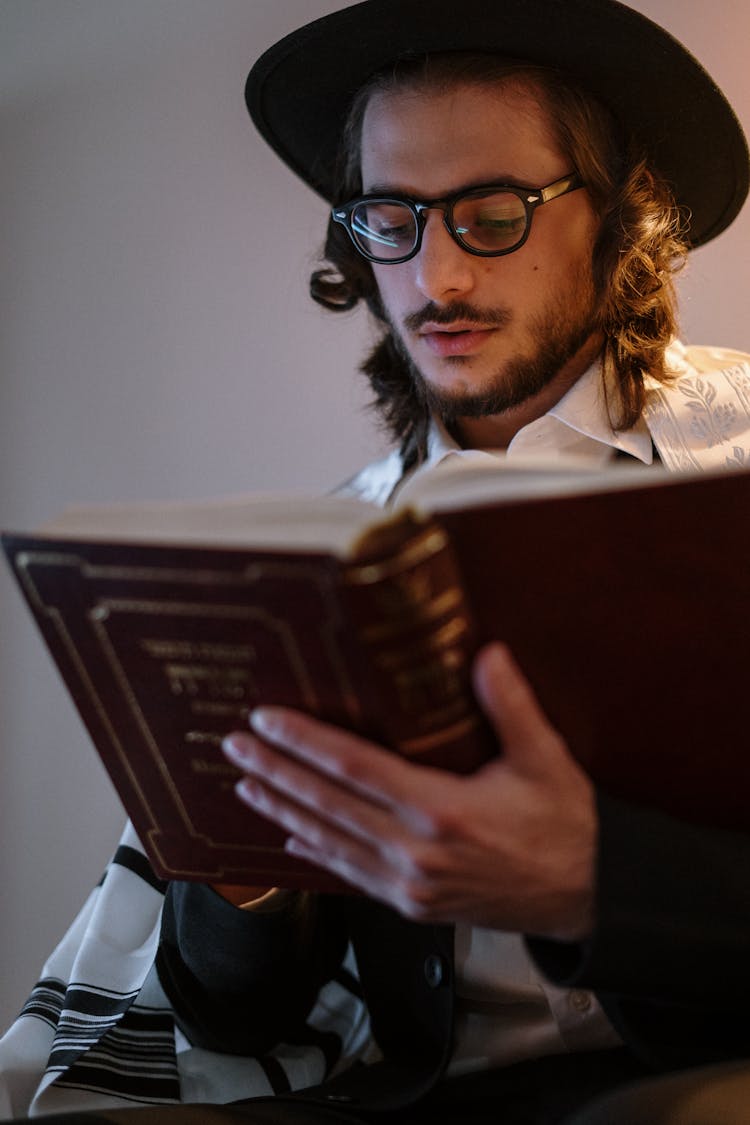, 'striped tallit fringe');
0,822,373,1118
46,994,180,1106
